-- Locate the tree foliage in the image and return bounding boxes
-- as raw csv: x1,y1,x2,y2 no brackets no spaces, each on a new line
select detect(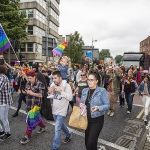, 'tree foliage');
99,49,111,60
64,31,84,63
115,55,123,64
0,0,28,45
